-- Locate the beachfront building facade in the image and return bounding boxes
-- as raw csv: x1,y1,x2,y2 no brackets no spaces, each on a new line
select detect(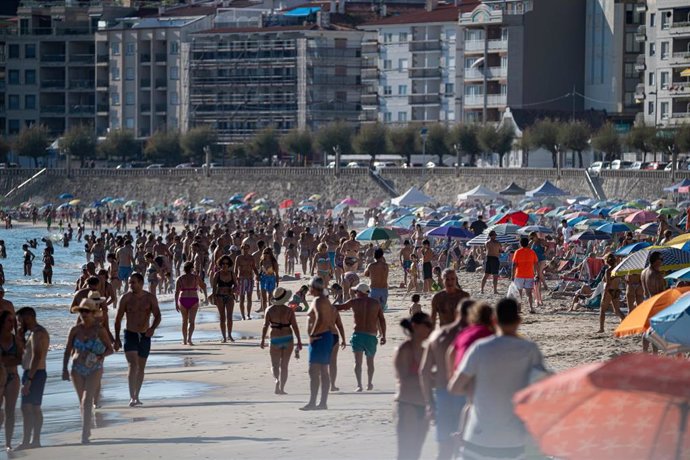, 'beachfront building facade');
187,24,365,143
95,14,213,139
640,0,690,127
458,0,586,124
584,0,645,127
